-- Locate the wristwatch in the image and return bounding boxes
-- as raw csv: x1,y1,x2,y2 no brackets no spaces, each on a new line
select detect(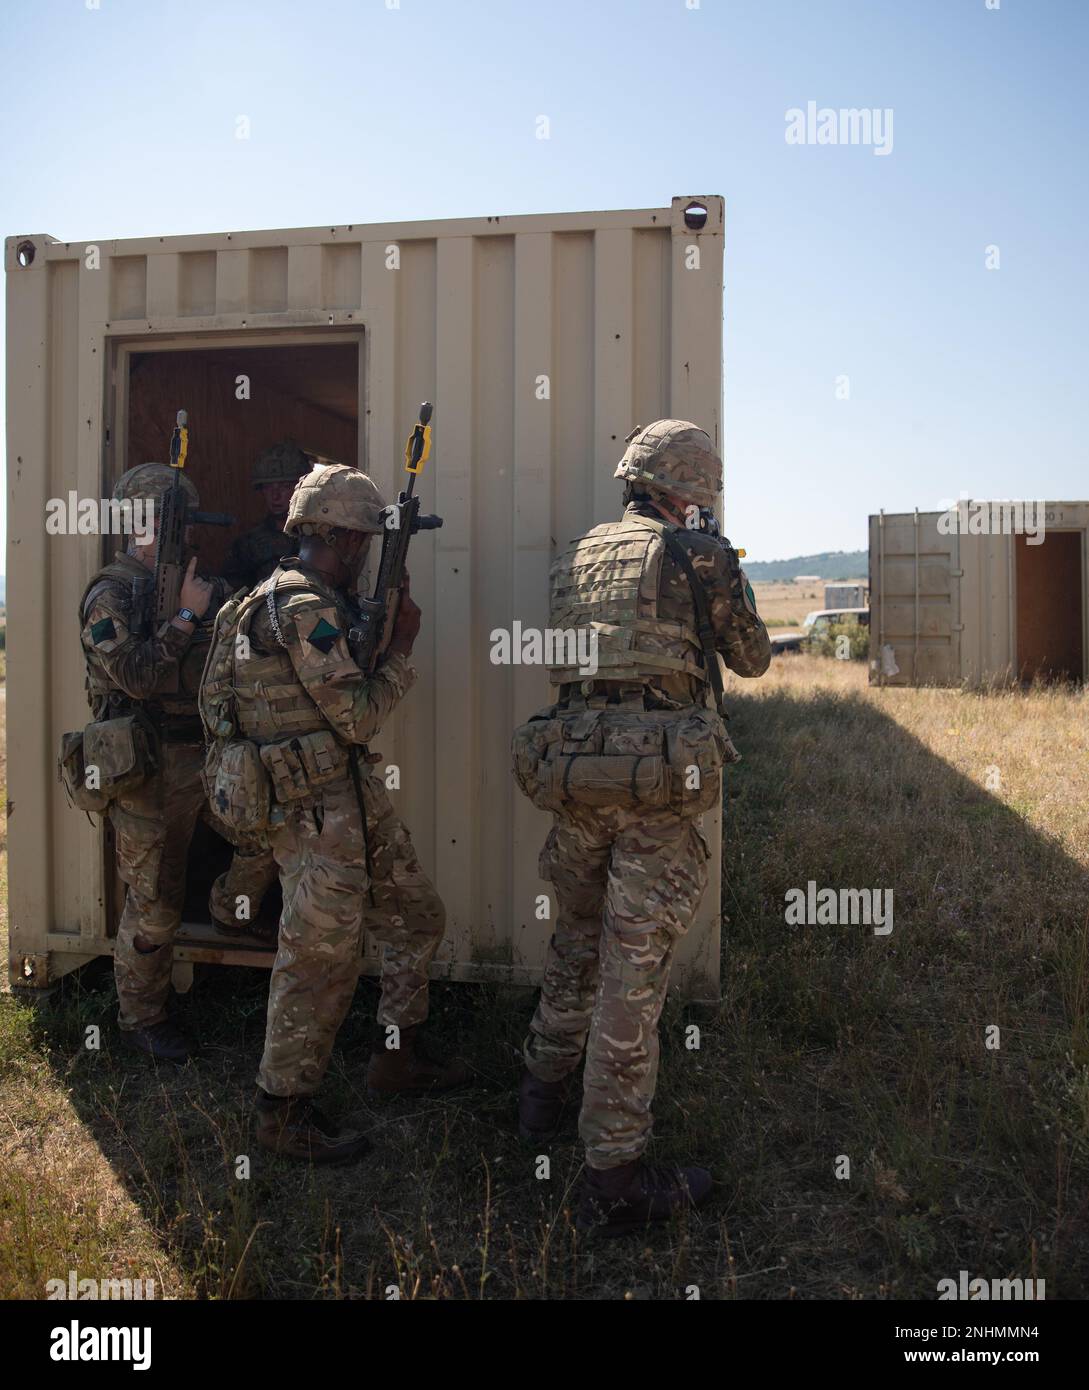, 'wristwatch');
176,607,198,625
